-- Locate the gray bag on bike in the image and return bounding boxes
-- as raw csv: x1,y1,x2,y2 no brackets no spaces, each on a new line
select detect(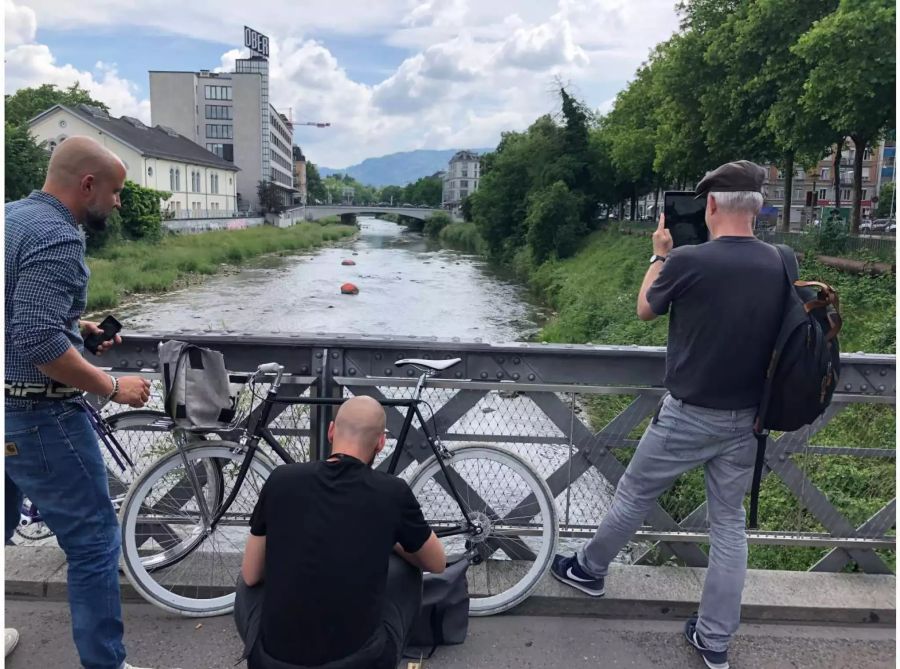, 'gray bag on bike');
159,340,236,429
